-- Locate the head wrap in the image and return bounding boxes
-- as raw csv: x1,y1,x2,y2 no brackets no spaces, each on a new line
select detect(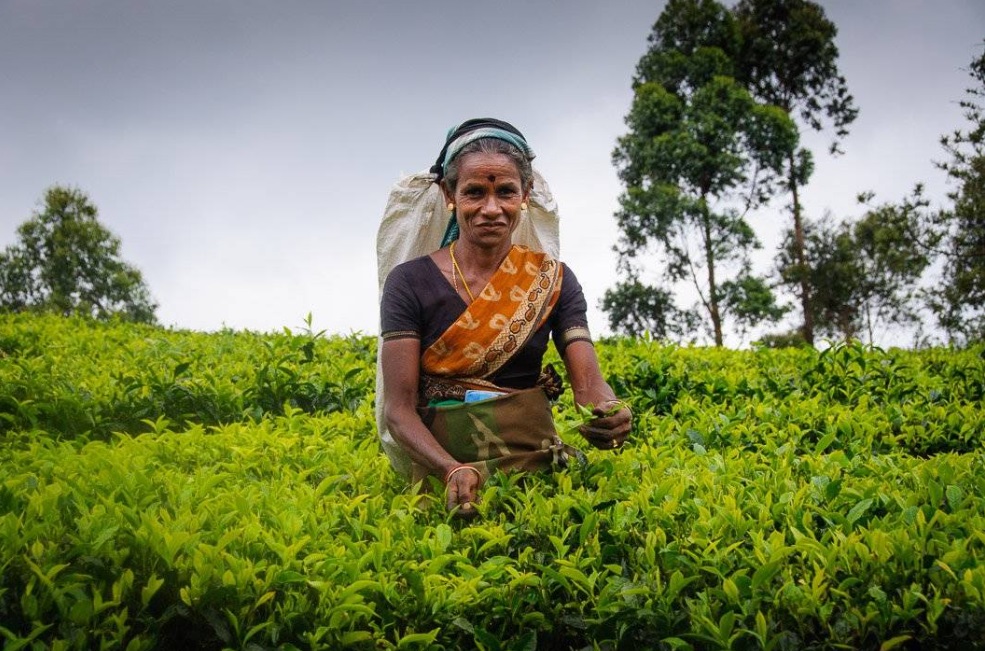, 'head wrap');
430,118,535,183
431,118,535,246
